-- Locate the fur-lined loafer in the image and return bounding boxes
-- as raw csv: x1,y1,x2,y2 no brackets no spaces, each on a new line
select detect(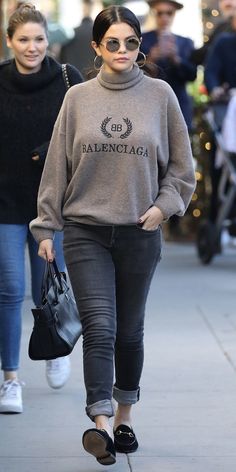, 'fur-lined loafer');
113,424,139,453
82,428,116,465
